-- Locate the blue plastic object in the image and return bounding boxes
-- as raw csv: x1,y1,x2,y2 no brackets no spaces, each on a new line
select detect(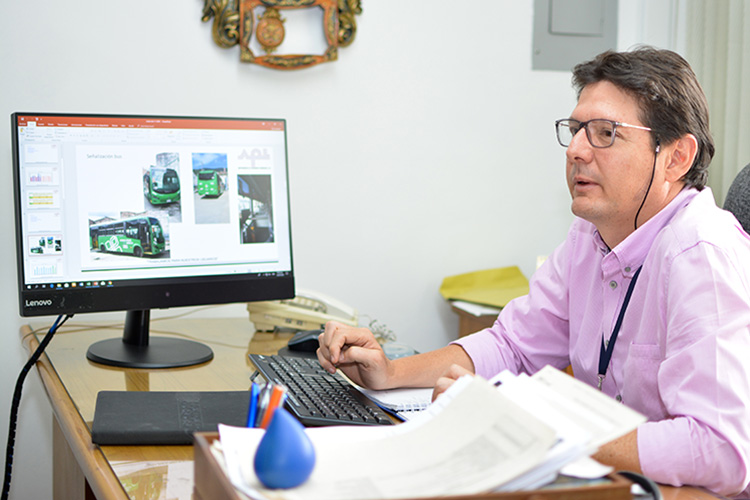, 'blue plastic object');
253,407,316,489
